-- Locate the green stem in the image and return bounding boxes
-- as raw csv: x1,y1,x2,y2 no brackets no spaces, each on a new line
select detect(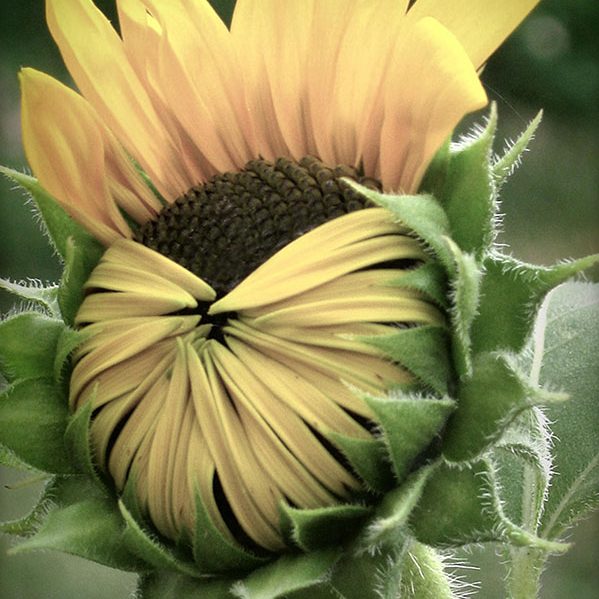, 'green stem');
506,547,547,599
